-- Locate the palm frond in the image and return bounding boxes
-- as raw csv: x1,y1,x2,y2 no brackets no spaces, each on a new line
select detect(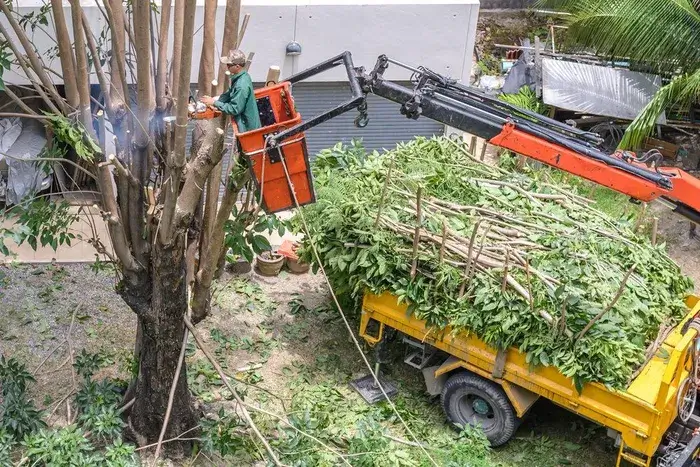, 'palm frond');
619,68,700,149
499,86,549,115
538,0,700,73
